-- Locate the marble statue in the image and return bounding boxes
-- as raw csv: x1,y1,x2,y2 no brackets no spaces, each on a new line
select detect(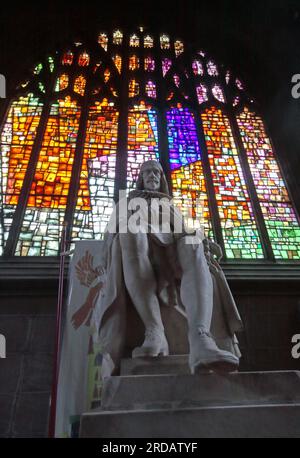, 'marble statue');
95,160,243,374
